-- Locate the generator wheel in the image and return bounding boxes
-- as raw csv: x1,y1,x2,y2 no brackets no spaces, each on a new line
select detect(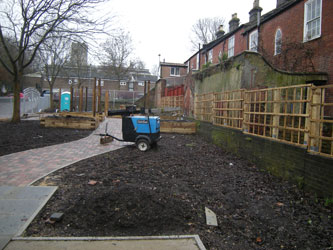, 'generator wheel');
136,139,150,152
